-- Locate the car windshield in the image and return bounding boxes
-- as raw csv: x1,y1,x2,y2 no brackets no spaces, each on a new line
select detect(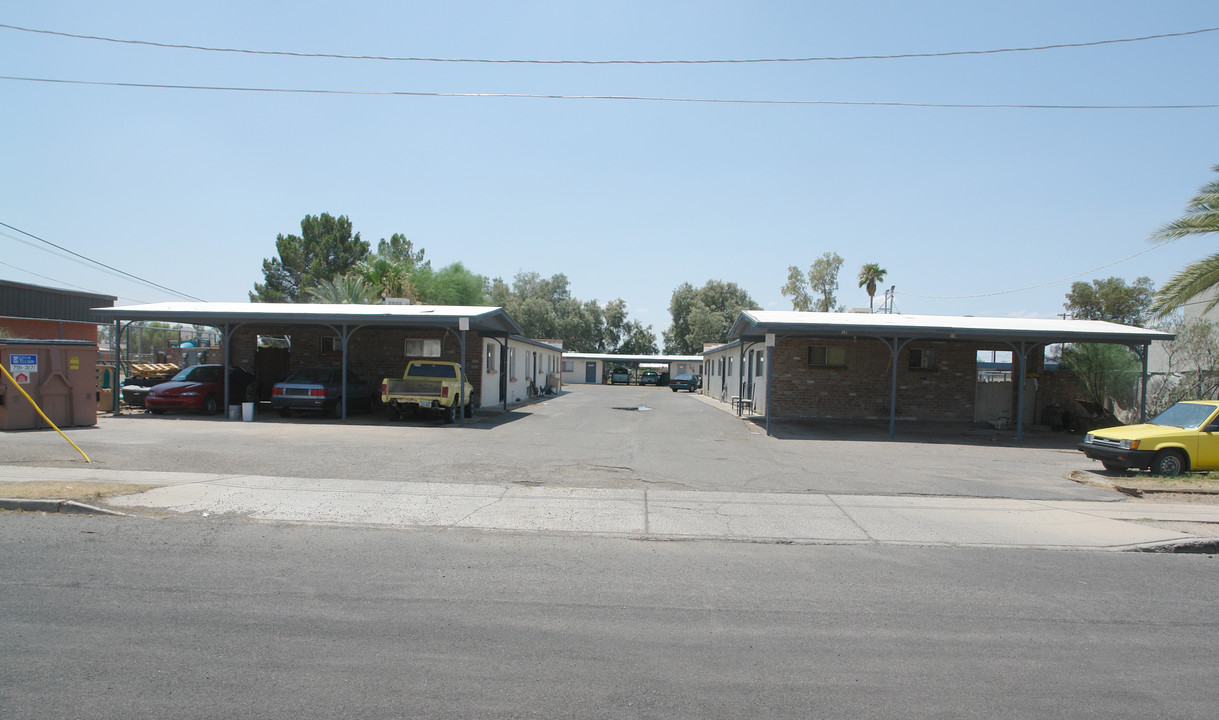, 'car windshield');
173,366,220,383
284,369,335,384
1149,403,1218,429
